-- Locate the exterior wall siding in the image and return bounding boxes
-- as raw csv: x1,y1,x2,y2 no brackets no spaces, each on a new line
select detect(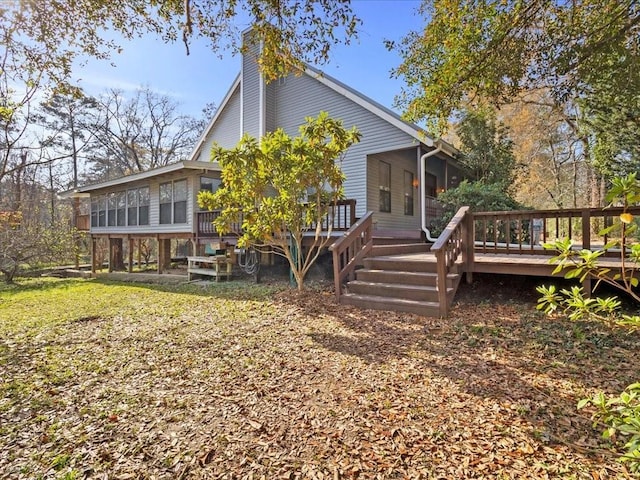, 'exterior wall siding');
272,72,420,221
193,86,241,162
367,149,422,231
88,169,219,236
242,42,261,138
265,79,278,133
